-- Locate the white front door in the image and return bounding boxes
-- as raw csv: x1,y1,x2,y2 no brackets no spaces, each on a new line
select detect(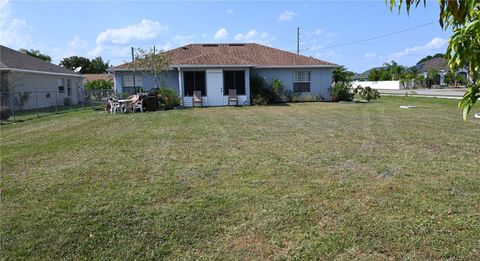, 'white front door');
206,70,224,106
